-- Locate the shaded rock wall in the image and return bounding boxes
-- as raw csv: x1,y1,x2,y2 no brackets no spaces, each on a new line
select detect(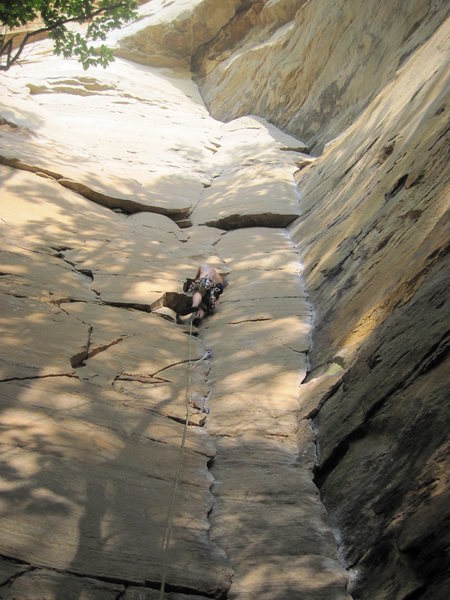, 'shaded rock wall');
188,1,450,598
289,20,450,600
0,21,348,599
